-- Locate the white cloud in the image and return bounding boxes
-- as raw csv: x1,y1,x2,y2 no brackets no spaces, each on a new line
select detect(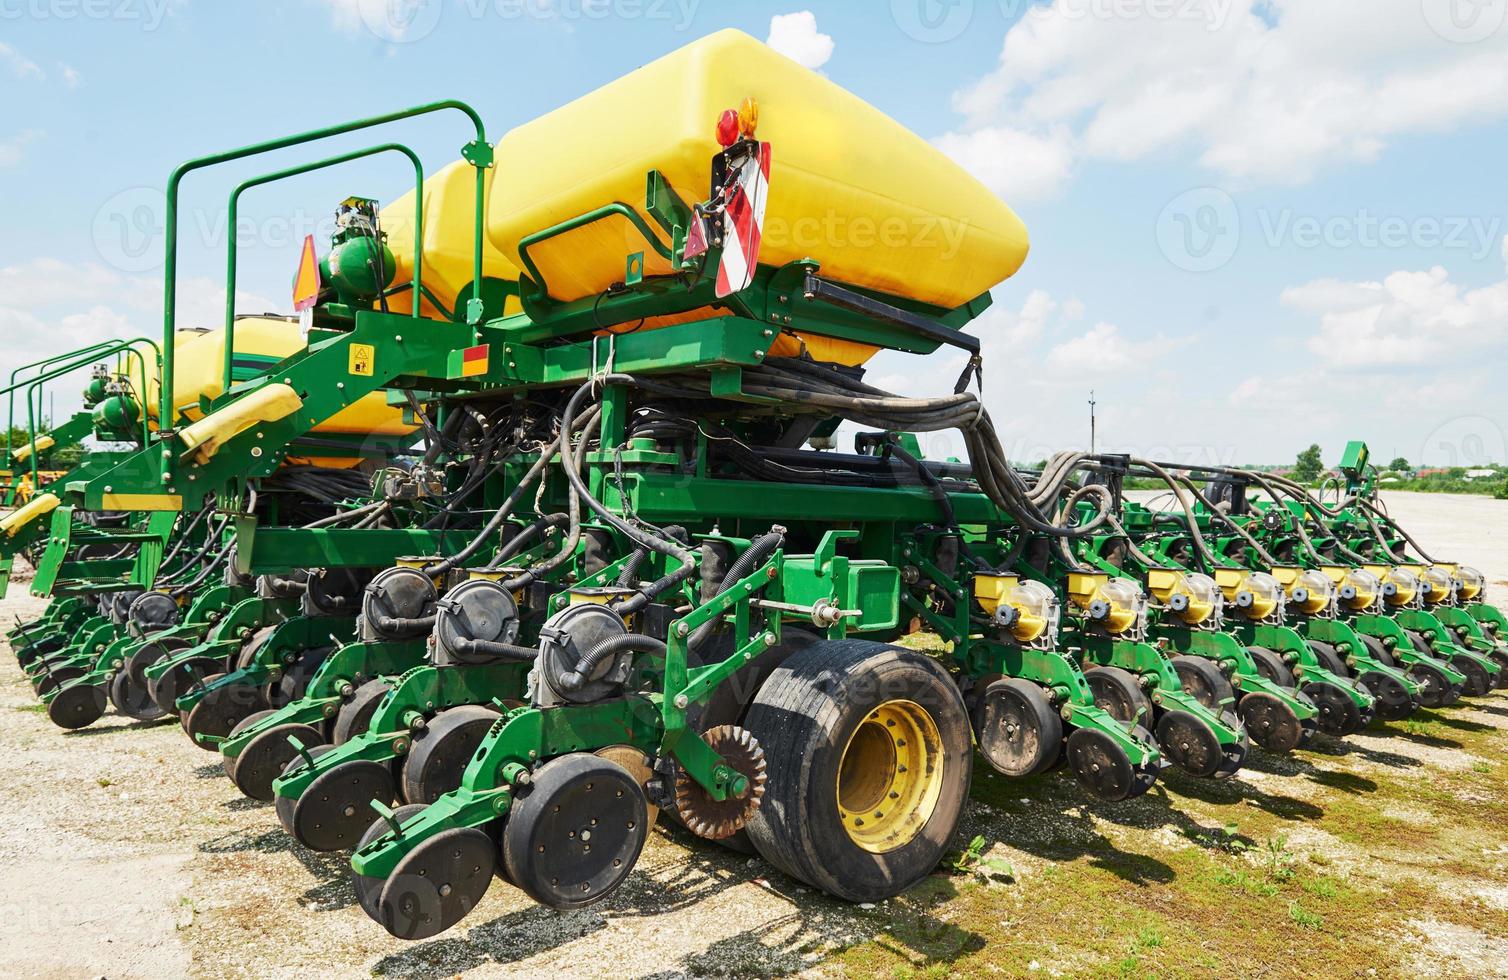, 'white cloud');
0,42,43,81
0,258,280,423
1281,240,1508,369
0,130,43,168
766,11,834,70
59,63,82,89
932,125,1074,203
942,0,1508,198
